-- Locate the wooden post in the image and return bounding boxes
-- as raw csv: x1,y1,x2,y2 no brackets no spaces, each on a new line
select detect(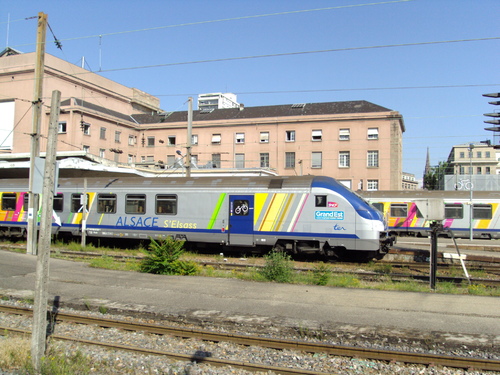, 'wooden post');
27,12,47,255
31,90,60,371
